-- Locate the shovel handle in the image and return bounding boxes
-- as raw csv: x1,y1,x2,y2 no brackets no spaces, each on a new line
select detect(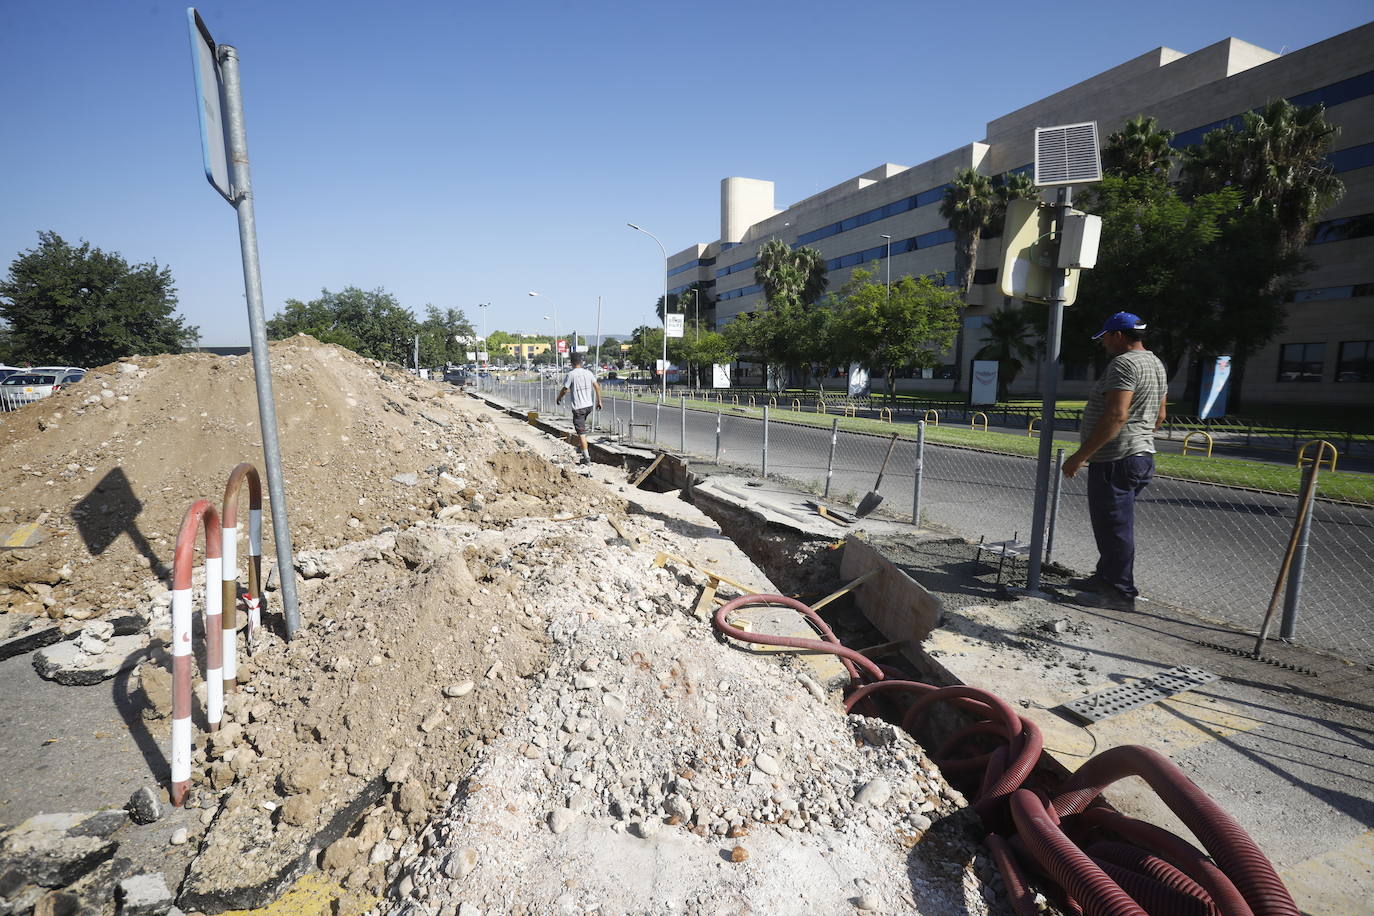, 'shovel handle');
873,433,899,488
